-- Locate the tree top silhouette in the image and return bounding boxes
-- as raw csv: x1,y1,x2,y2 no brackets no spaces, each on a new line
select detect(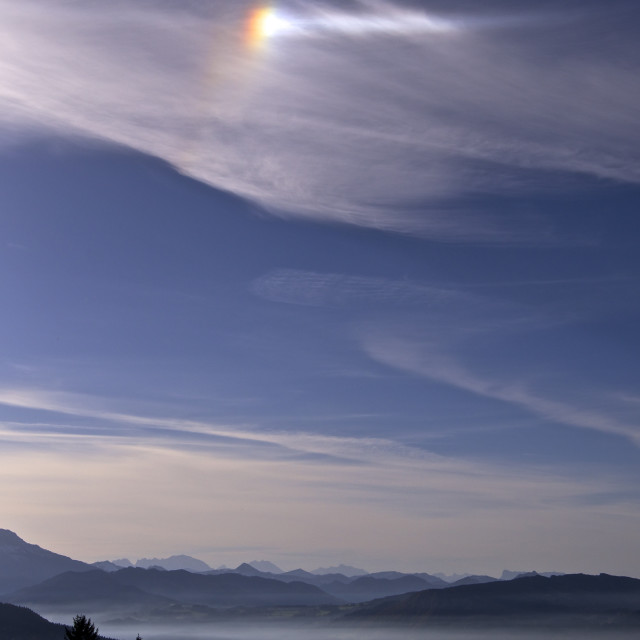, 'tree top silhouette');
64,614,99,640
